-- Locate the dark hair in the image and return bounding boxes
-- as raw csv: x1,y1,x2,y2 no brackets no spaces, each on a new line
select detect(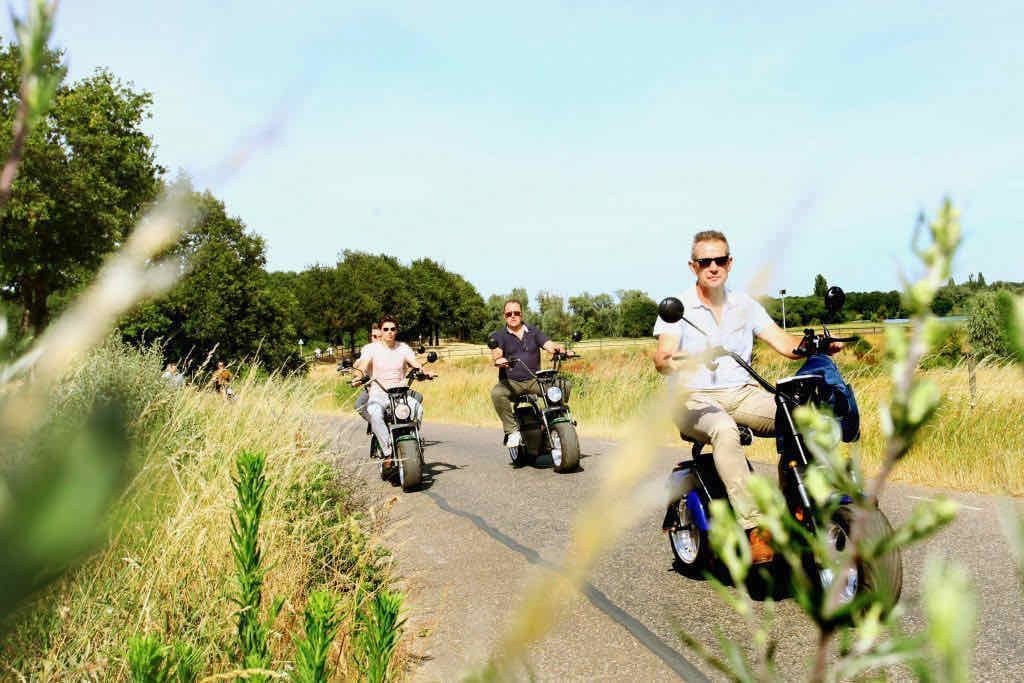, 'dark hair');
503,299,523,312
691,230,729,259
378,314,398,328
